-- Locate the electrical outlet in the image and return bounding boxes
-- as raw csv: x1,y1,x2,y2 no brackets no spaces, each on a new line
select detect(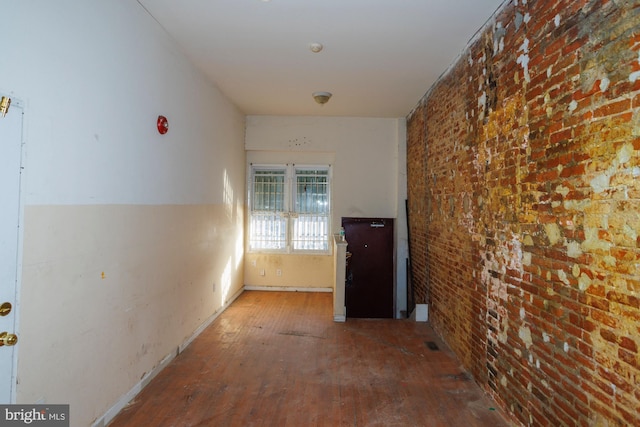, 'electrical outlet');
251,259,257,267
260,269,265,276
276,269,282,277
